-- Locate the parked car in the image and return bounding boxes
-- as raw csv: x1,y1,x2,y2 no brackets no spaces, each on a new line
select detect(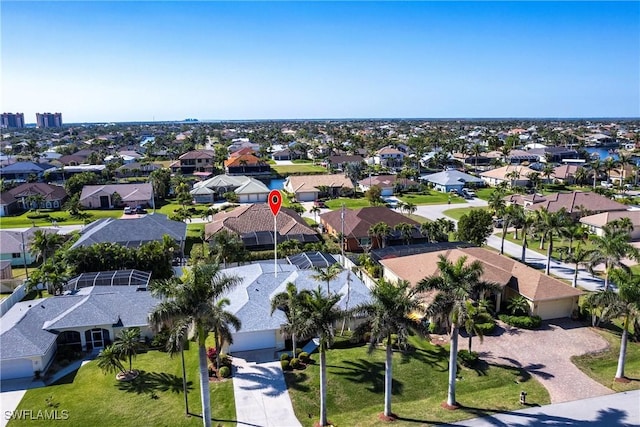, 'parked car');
463,188,476,197
449,189,461,196
492,217,504,228
135,205,148,214
313,199,327,208
123,206,133,215
383,197,399,208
